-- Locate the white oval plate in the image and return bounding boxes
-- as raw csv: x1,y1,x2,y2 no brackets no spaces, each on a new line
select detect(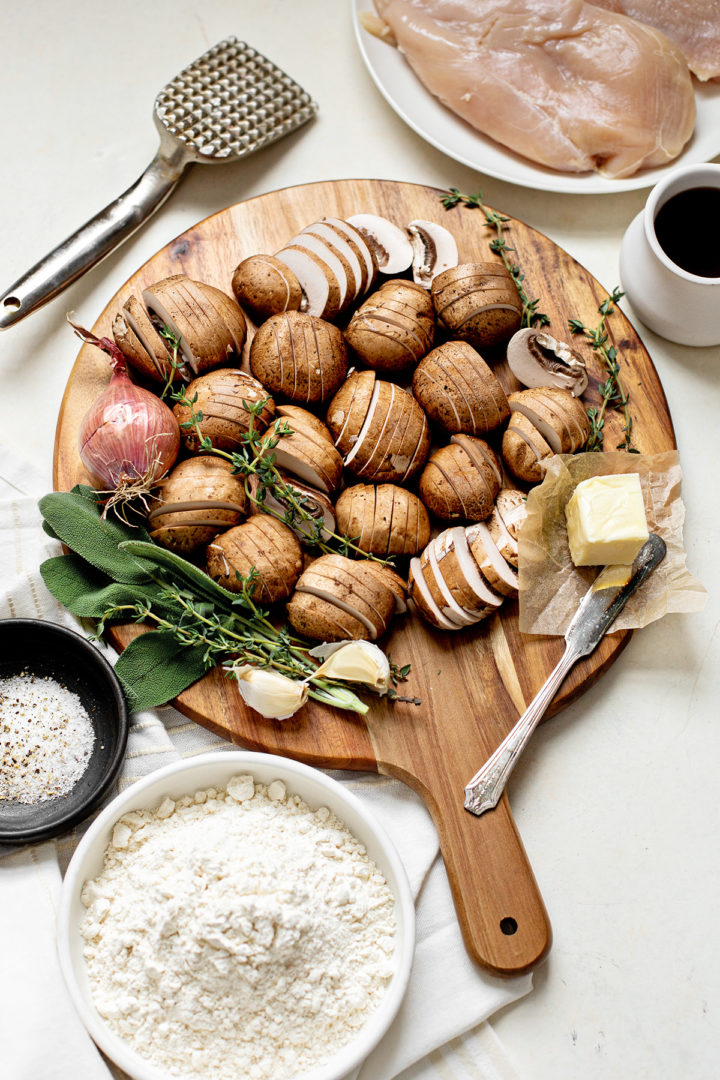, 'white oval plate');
353,1,720,195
